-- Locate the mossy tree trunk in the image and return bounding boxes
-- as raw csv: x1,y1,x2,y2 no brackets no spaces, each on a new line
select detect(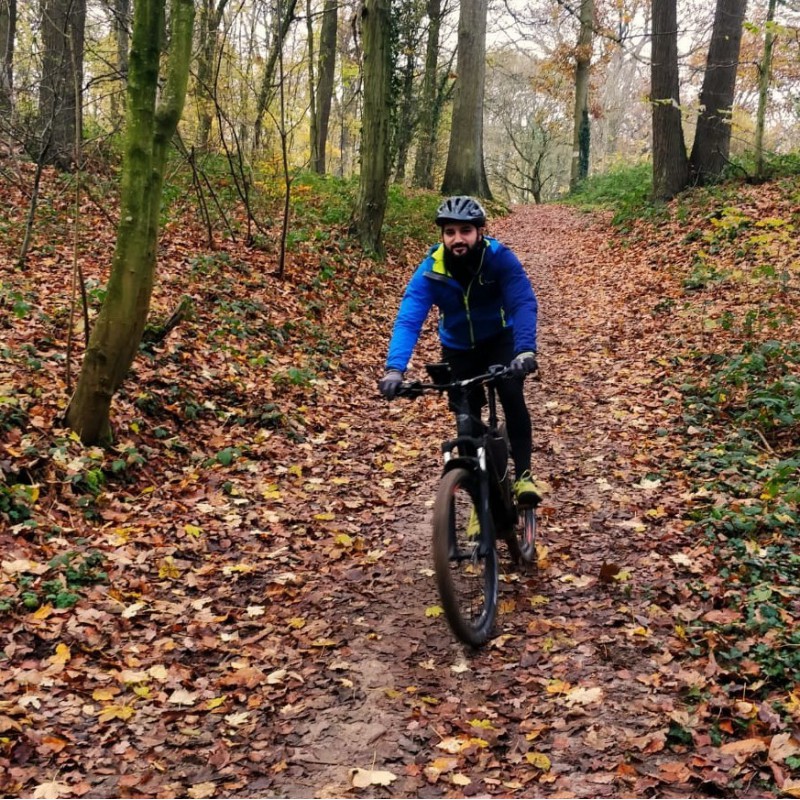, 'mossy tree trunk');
65,0,194,445
351,0,392,254
569,0,593,191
